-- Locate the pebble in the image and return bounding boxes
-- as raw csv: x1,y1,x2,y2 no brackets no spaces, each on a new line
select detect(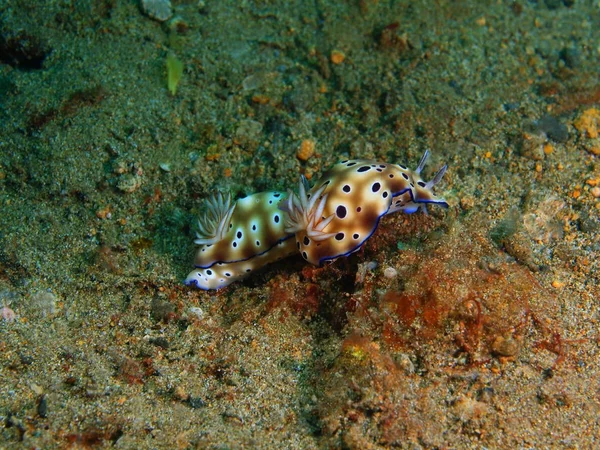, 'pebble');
117,174,142,193
297,139,316,161
29,291,57,317
535,115,569,143
1,305,16,322
188,306,204,320
383,267,398,279
141,0,173,22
